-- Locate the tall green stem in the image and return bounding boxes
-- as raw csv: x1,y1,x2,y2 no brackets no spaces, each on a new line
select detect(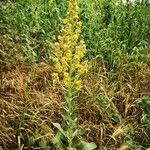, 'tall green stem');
65,88,77,150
